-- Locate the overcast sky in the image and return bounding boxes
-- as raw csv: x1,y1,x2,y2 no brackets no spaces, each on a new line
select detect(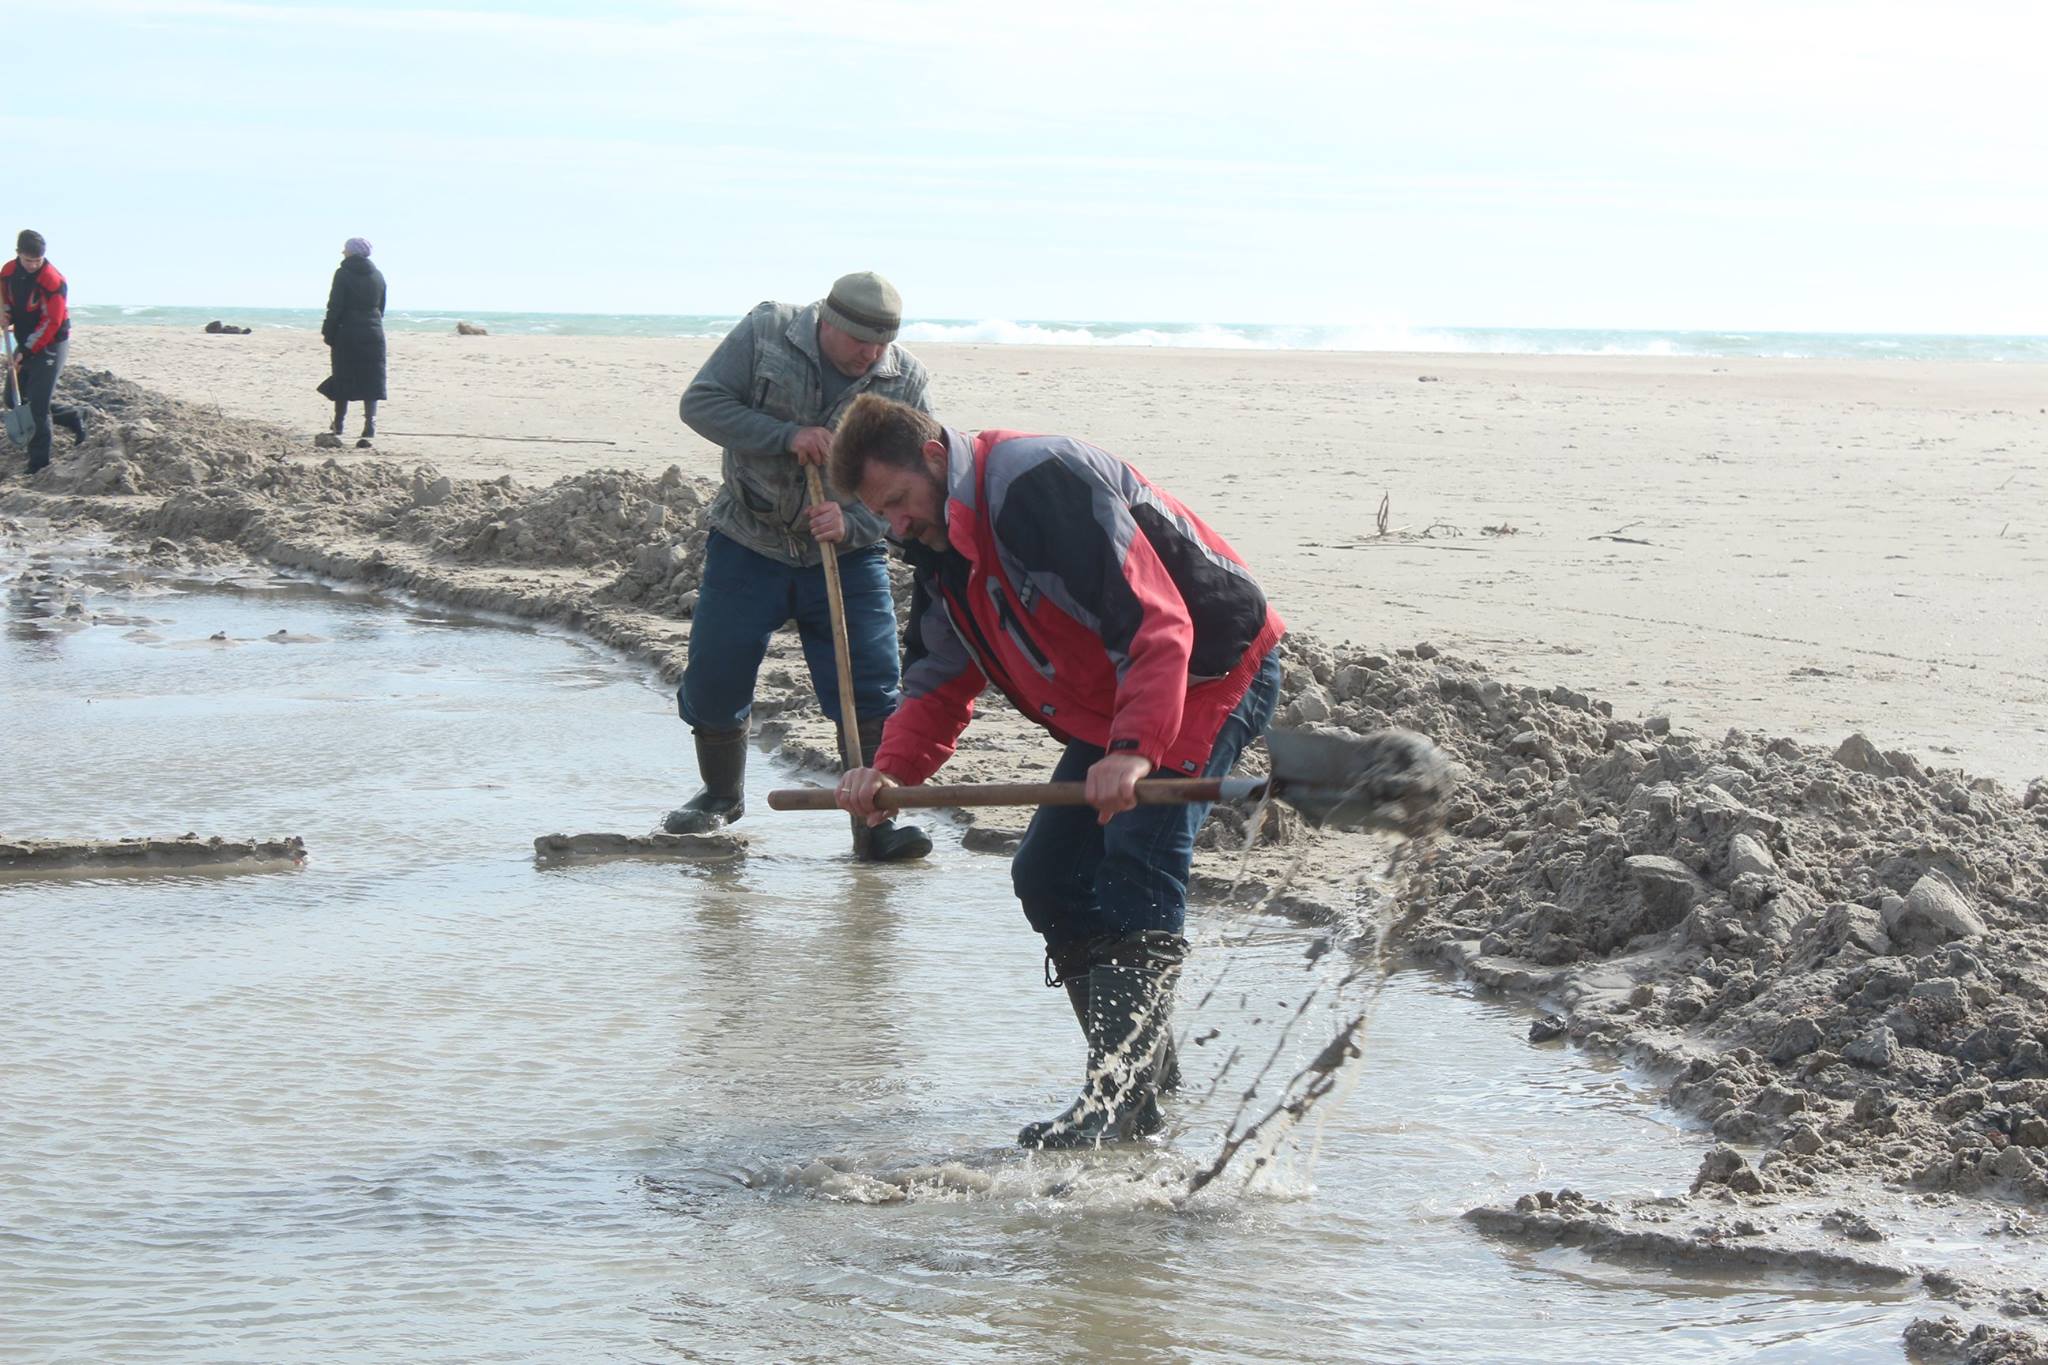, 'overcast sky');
35,0,2048,332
